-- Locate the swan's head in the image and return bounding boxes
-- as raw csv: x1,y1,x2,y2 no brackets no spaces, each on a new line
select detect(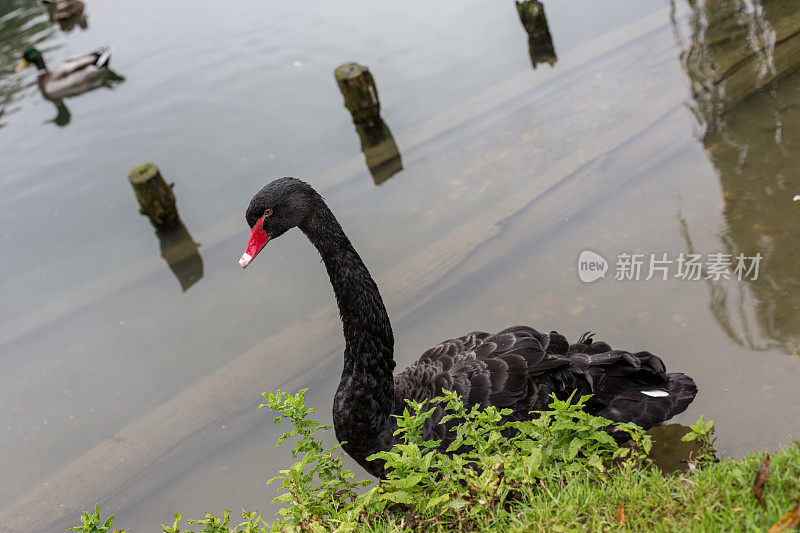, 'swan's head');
240,177,316,268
